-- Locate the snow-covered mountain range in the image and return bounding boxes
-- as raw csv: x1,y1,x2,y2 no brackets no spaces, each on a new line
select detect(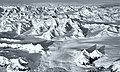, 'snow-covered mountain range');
0,4,120,41
0,3,120,72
